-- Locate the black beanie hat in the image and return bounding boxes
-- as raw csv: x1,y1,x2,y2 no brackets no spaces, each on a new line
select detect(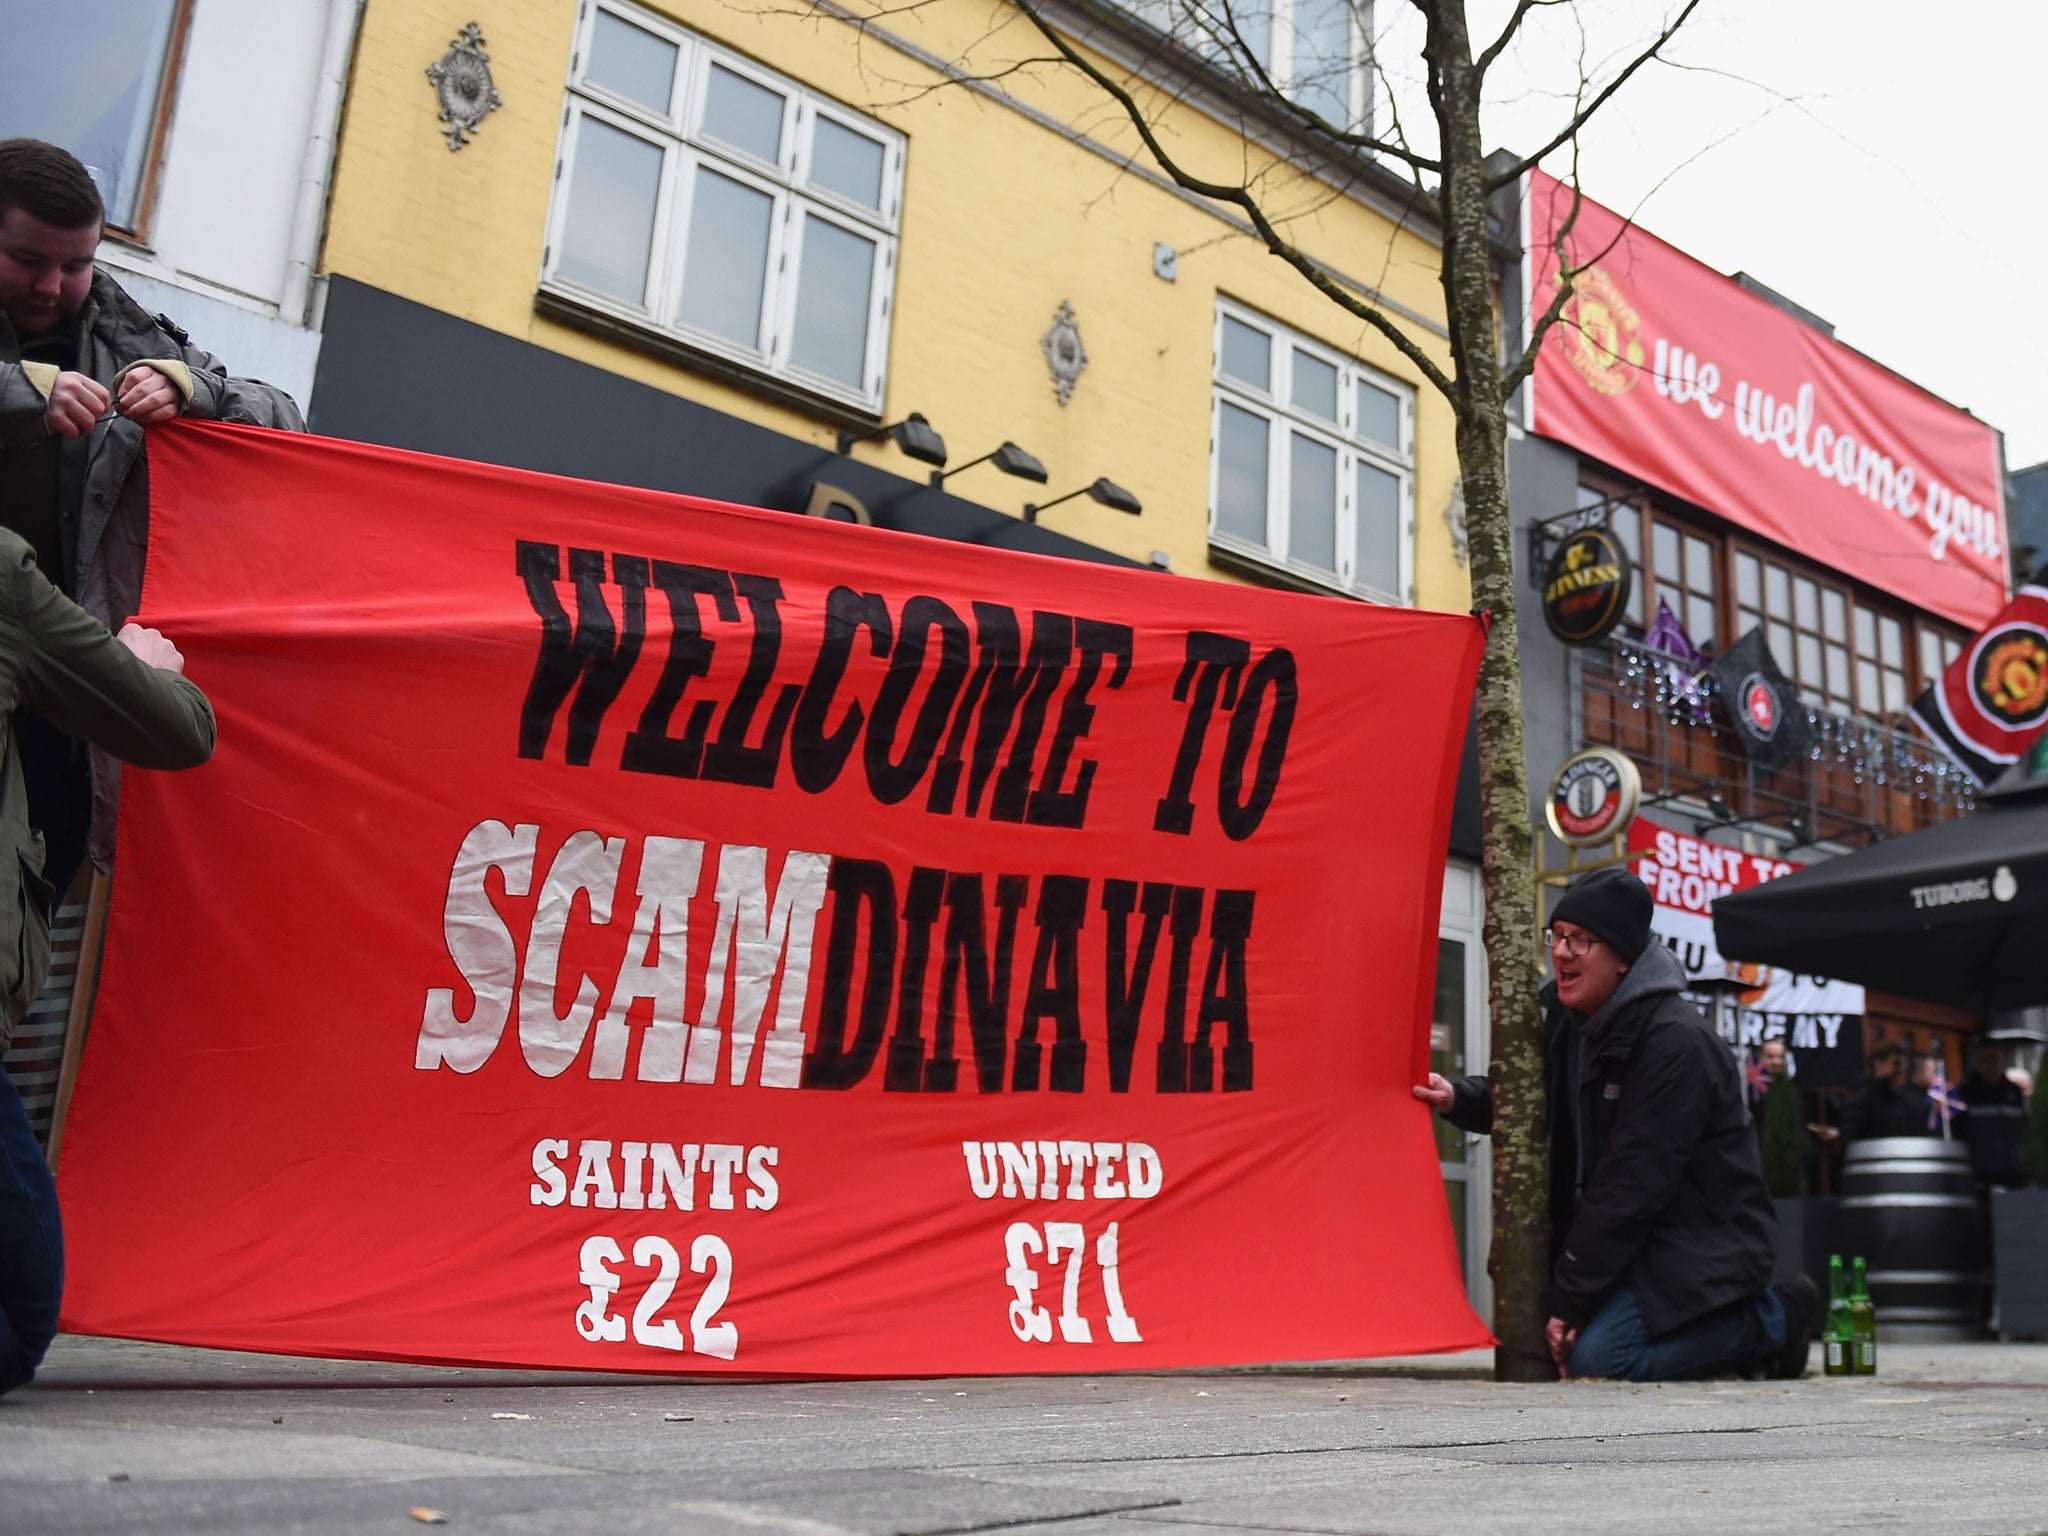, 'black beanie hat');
1551,866,1653,963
